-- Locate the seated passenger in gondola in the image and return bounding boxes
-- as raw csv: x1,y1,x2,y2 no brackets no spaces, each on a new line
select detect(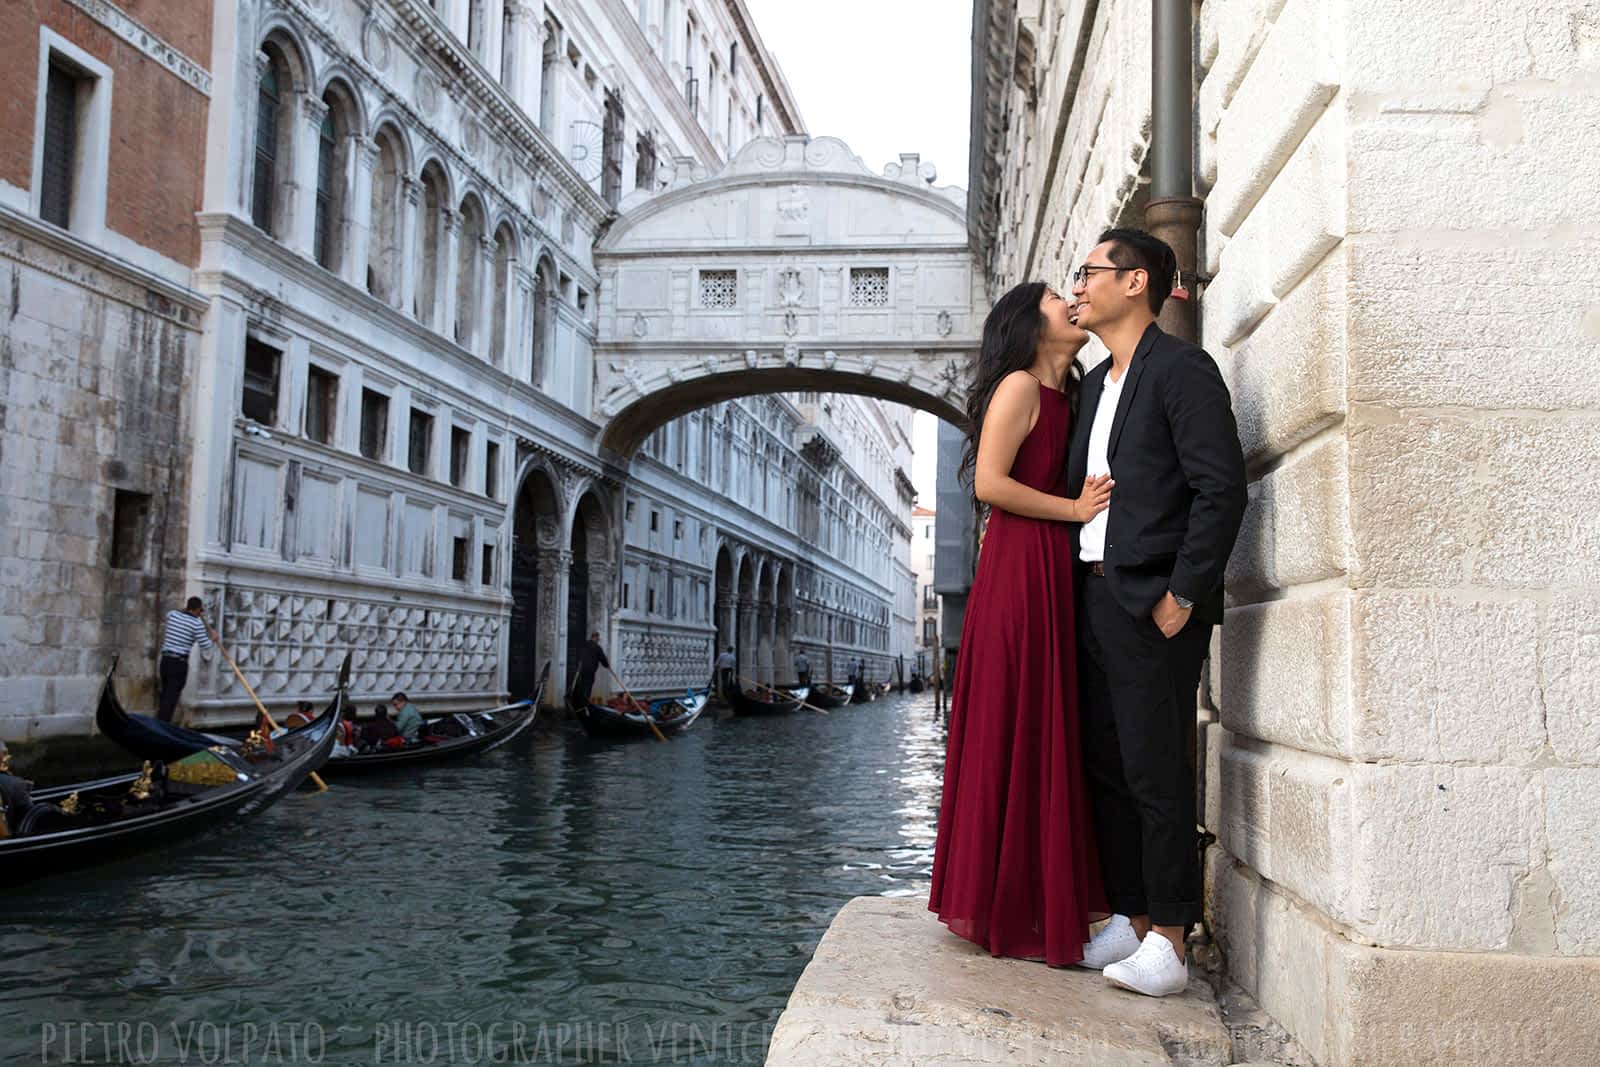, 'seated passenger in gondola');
390,692,423,743
283,700,316,729
361,705,400,750
0,740,33,839
333,705,360,757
